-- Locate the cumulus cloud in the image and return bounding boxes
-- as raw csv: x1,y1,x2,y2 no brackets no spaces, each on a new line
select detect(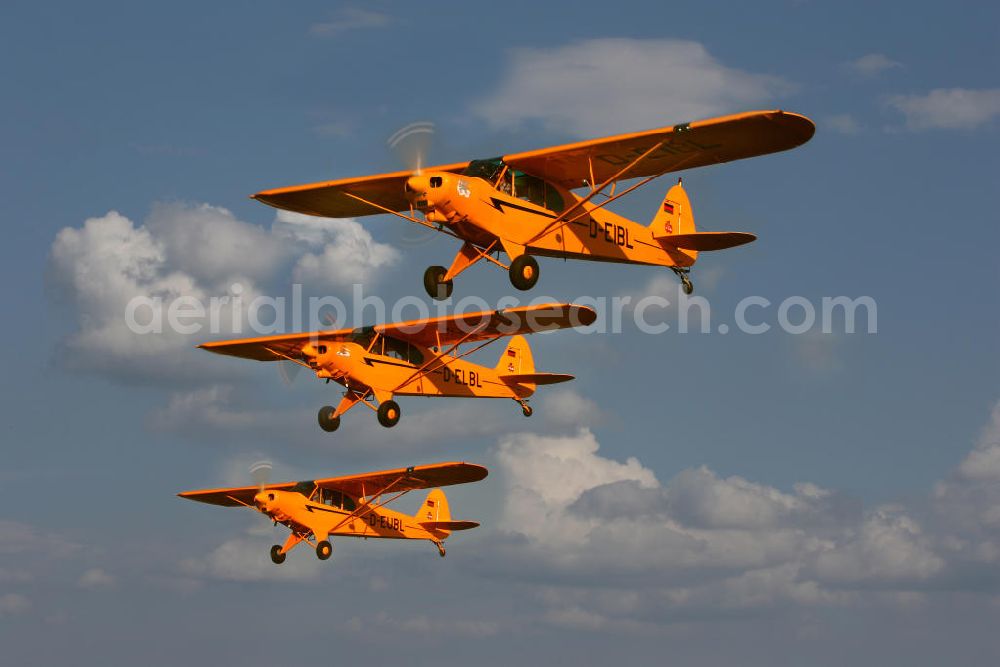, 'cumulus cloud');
179,530,324,583
46,204,399,384
275,211,399,289
472,38,791,137
887,88,1000,130
476,401,1000,627
845,53,902,77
